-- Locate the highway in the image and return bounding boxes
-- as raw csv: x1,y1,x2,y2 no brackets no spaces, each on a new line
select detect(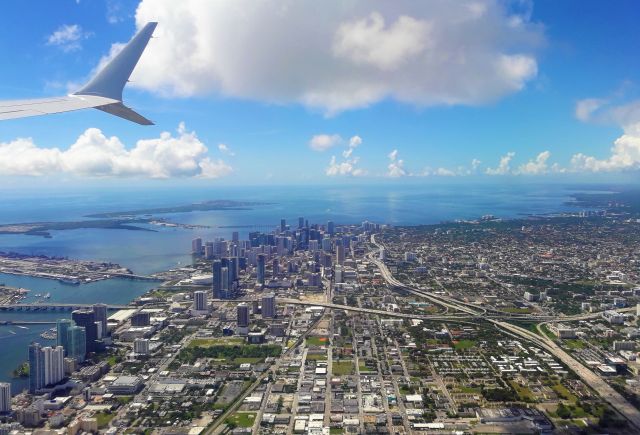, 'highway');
369,233,640,430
